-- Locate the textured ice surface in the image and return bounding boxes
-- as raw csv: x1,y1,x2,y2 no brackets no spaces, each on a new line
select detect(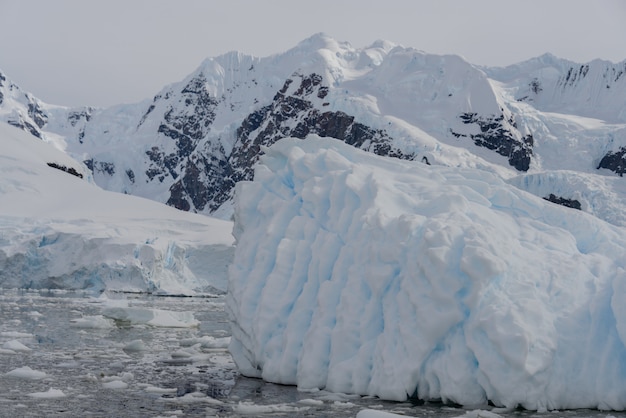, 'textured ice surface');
228,136,626,410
